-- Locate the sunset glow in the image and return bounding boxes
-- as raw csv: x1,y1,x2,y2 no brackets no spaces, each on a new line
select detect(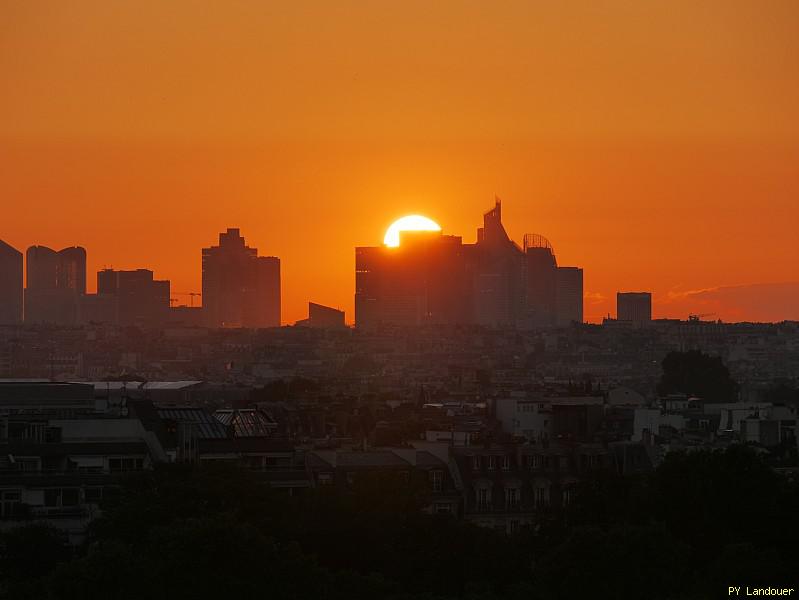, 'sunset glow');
383,215,442,247
1,1,797,324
